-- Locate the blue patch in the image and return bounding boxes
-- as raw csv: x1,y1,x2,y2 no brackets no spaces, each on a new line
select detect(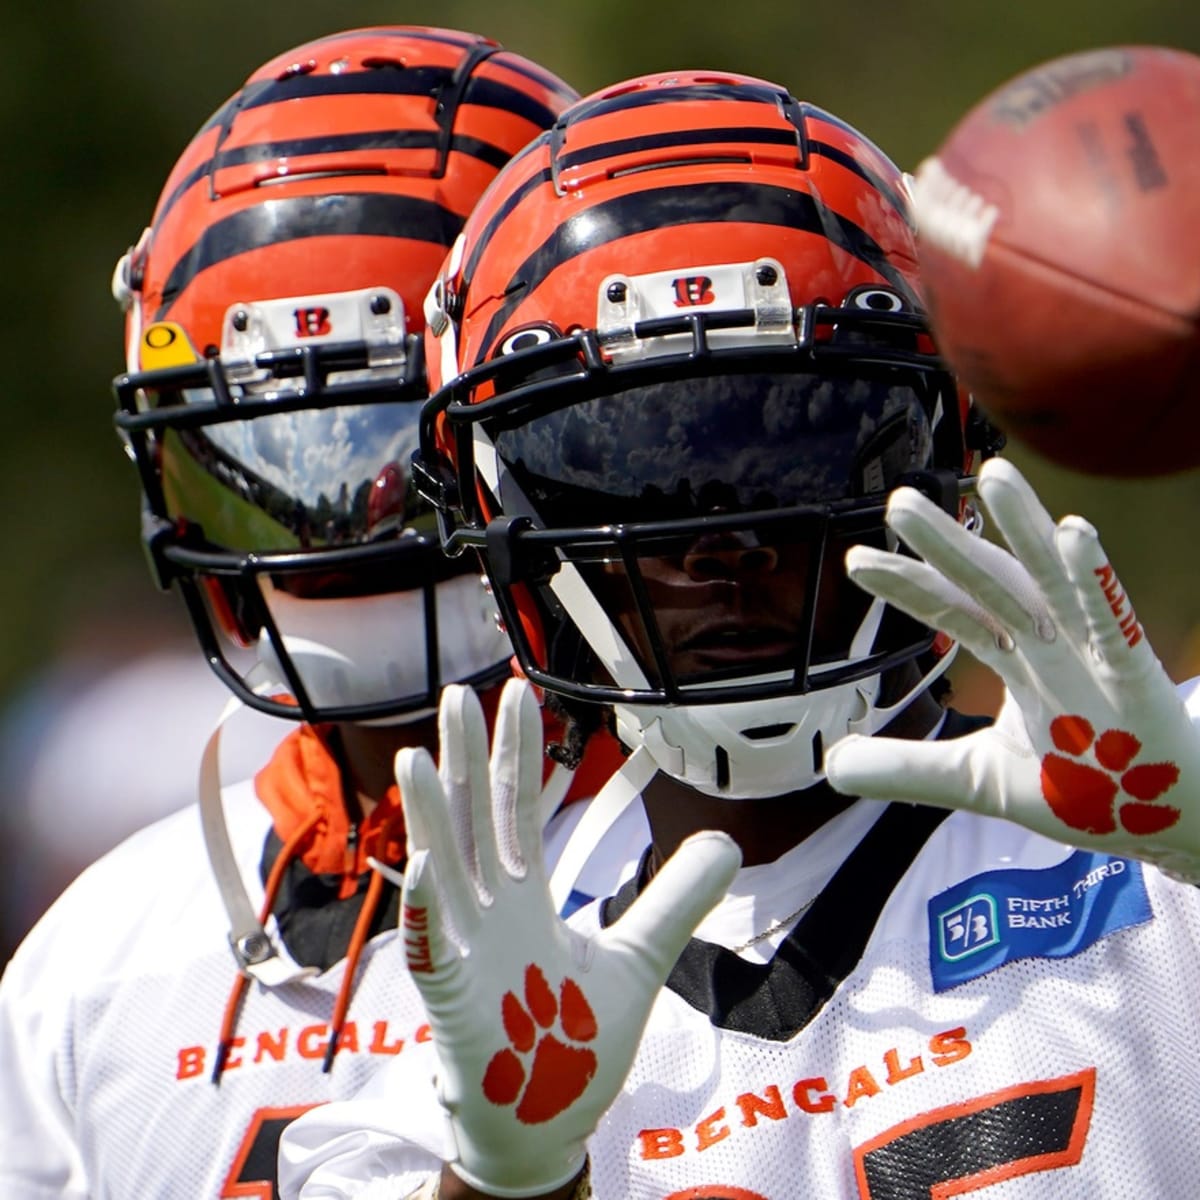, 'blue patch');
558,888,596,919
928,850,1152,992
